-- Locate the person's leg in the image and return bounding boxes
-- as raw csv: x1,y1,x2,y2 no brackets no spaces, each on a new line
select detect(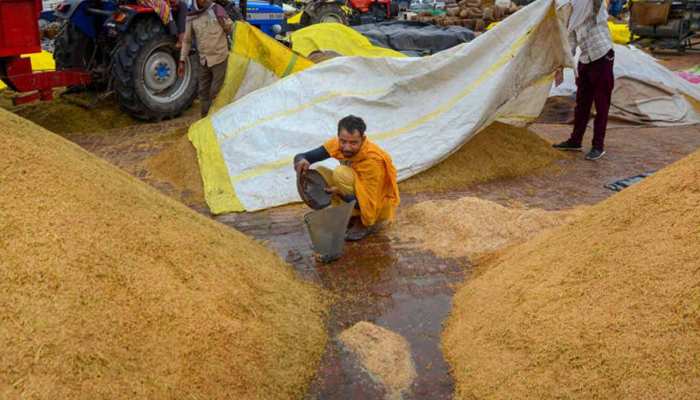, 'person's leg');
174,0,187,47
570,62,594,146
332,166,355,197
207,59,228,114
199,63,213,117
591,50,615,151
